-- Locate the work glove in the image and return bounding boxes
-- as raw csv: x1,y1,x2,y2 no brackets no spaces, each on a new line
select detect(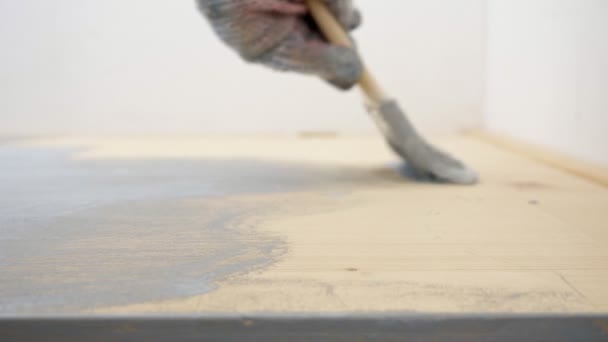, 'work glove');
196,0,363,90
